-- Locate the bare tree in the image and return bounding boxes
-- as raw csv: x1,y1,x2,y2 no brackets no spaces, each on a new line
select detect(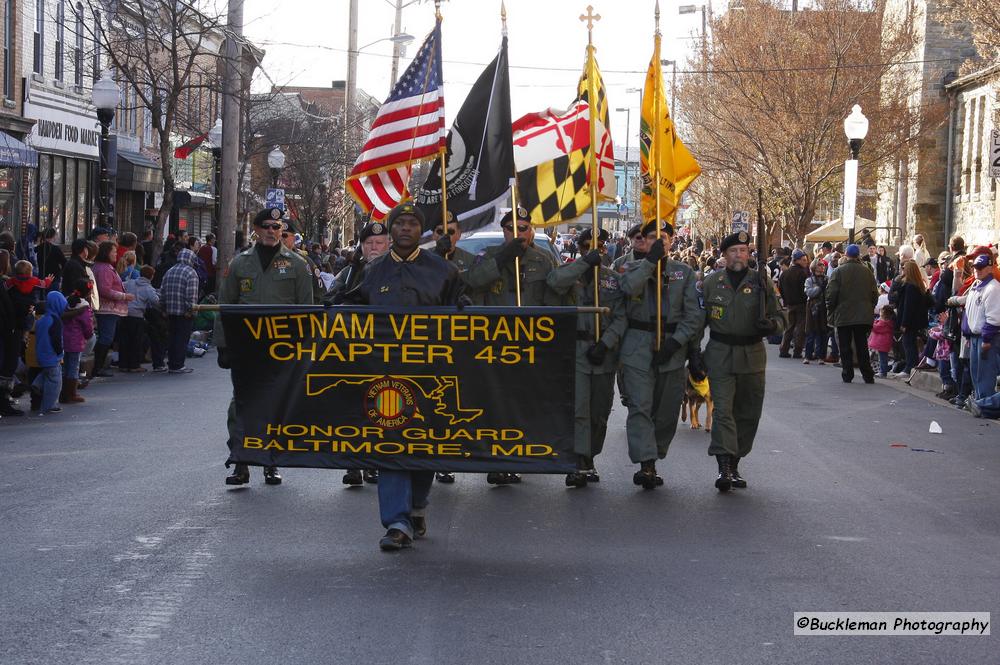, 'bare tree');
679,0,944,245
